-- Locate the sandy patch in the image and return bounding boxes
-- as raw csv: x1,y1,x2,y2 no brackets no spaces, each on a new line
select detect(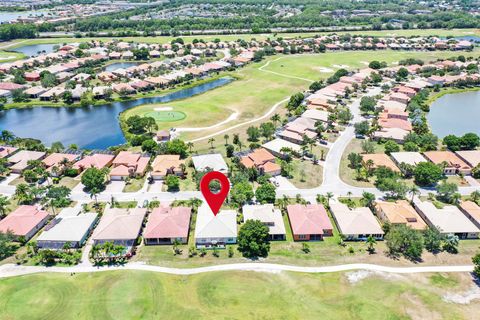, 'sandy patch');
154,107,173,111
443,285,480,304
392,61,399,65
360,61,369,66
402,292,442,320
314,66,334,73
346,270,403,284
333,64,349,69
